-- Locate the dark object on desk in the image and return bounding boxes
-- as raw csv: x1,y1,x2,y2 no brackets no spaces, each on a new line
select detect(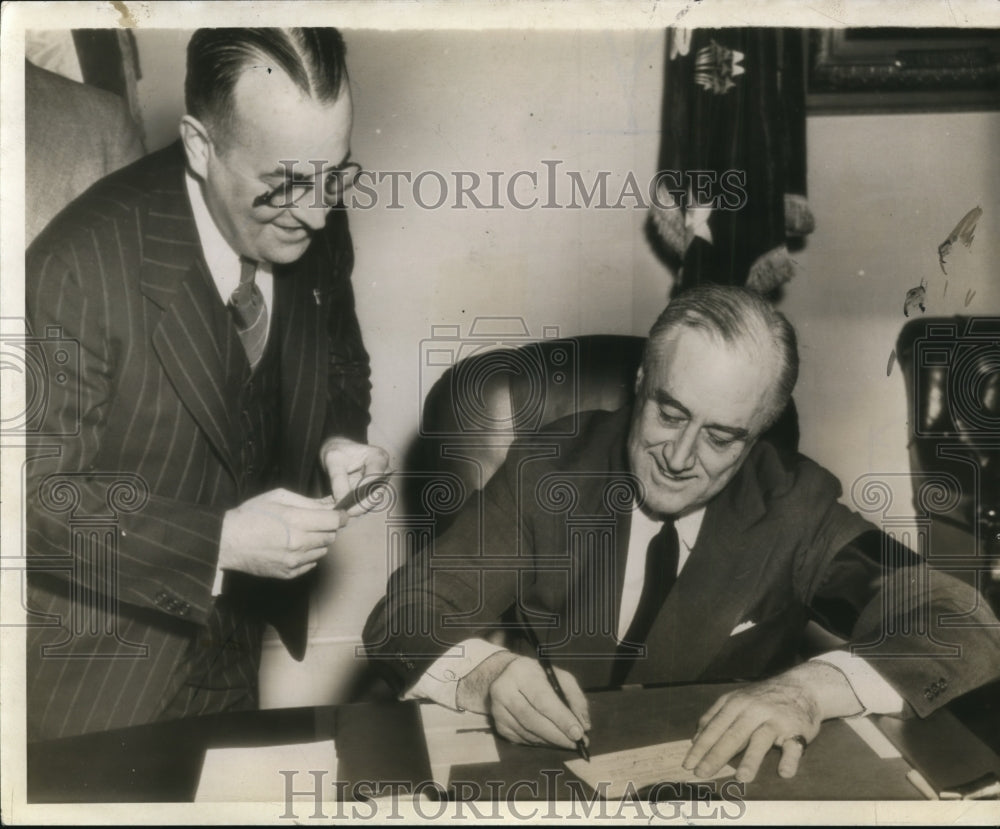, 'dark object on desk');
896,316,1000,749
896,317,1000,611
940,770,1000,800
877,702,1000,801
